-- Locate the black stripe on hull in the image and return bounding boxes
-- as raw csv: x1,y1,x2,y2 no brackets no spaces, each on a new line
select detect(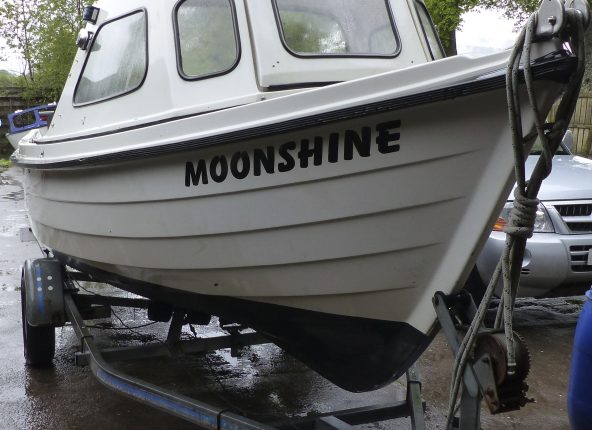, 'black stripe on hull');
14,50,575,170
56,252,434,393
